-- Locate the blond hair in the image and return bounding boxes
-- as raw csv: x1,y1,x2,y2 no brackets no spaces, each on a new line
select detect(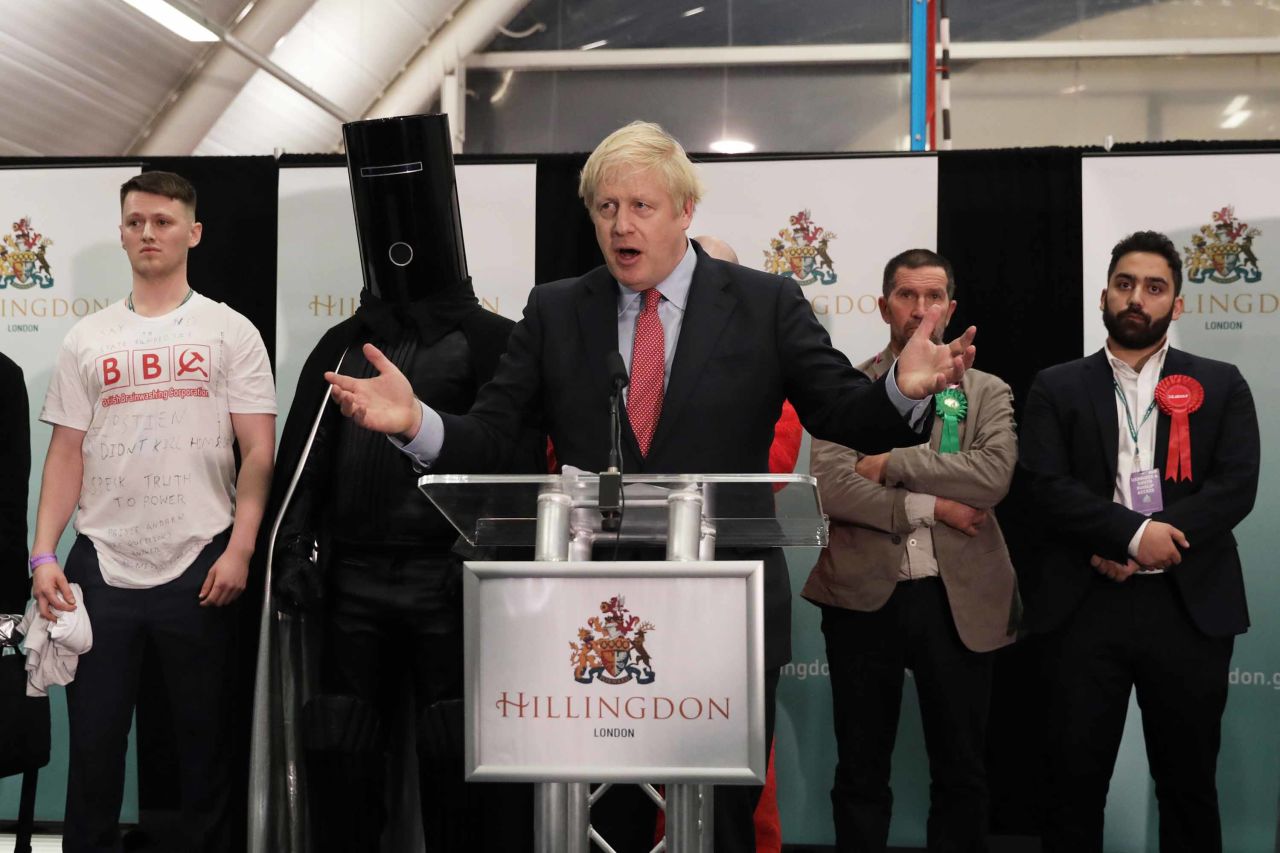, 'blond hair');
579,121,705,213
